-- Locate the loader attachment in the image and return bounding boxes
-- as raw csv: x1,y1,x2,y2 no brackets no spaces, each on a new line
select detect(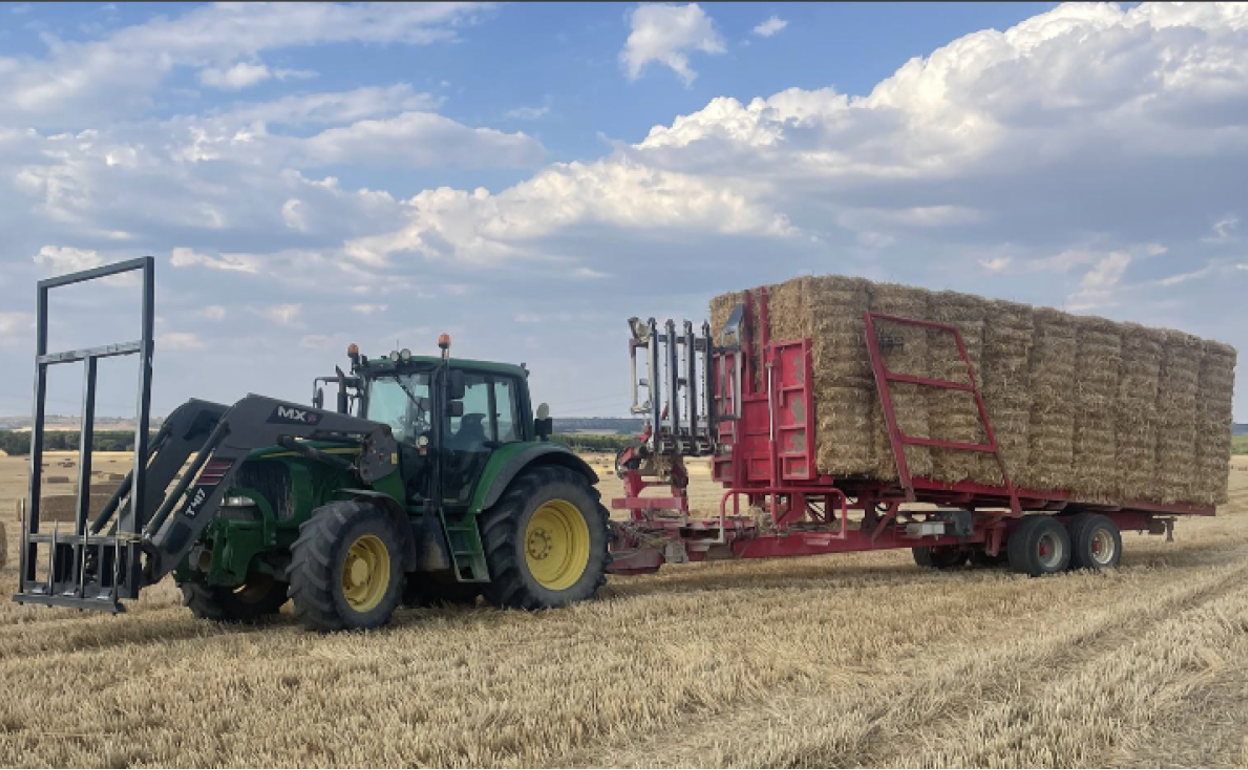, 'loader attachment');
14,259,395,613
